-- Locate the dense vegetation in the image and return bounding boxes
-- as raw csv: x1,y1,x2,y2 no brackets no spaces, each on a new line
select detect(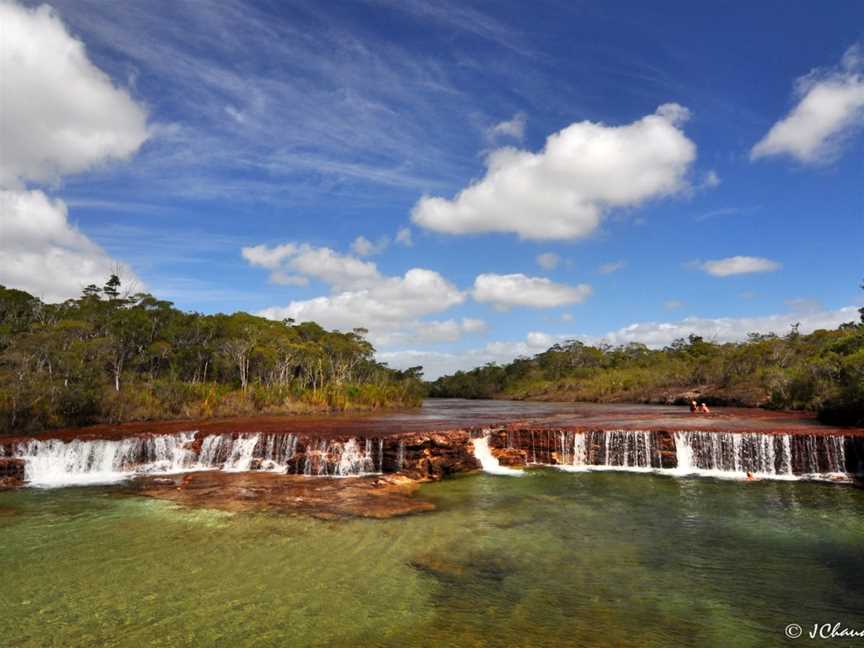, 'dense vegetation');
430,293,864,426
0,277,424,434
